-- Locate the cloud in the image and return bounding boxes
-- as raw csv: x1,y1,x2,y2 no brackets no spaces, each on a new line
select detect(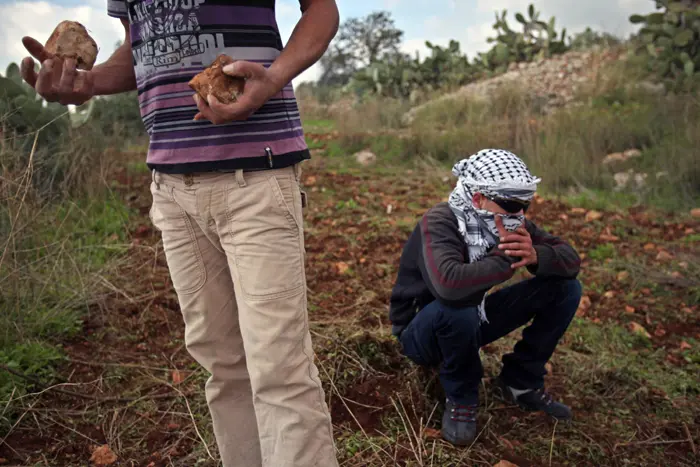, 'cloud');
475,0,654,37
0,0,124,74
